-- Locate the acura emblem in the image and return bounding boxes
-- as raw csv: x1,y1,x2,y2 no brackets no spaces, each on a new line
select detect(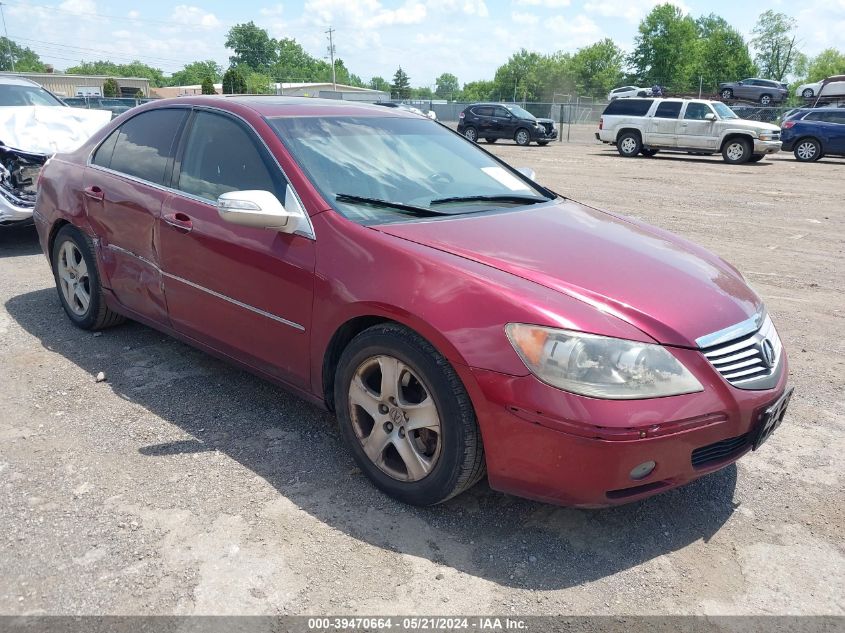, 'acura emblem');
760,338,776,368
